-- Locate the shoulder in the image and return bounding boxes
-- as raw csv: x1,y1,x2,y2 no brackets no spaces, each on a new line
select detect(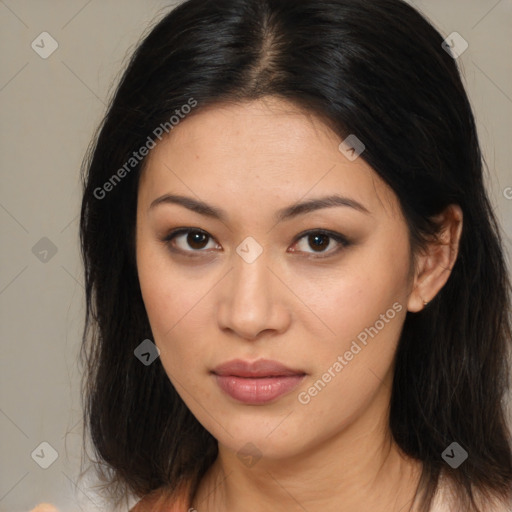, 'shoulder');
433,499,512,512
431,474,512,512
130,486,191,512
129,492,162,512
